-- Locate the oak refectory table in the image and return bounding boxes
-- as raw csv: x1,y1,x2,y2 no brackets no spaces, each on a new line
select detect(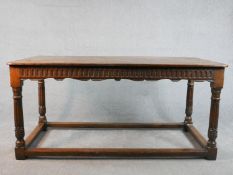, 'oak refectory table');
8,56,227,160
